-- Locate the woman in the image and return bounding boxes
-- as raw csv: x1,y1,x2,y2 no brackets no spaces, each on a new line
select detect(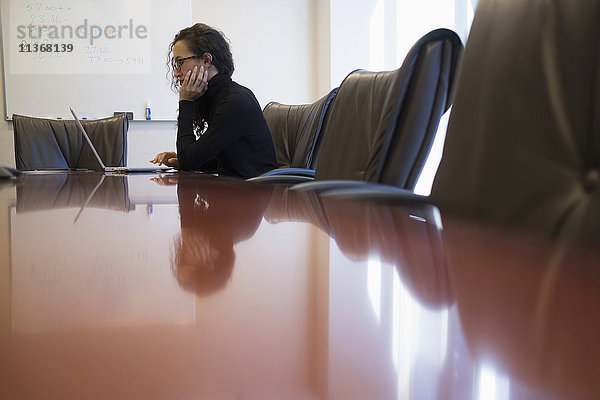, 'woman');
150,23,277,178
